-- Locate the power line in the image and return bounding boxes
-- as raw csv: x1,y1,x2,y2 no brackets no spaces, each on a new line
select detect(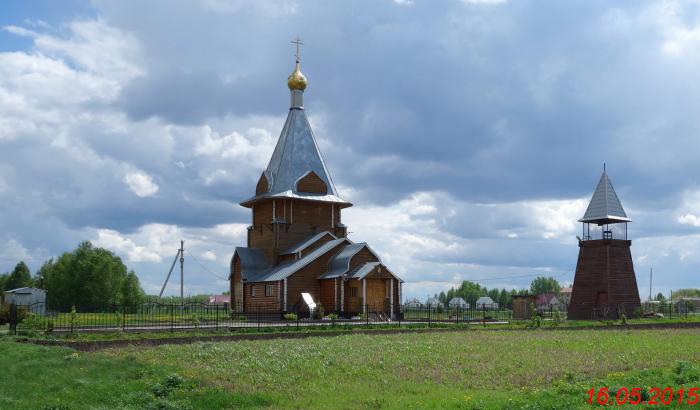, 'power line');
186,249,228,280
